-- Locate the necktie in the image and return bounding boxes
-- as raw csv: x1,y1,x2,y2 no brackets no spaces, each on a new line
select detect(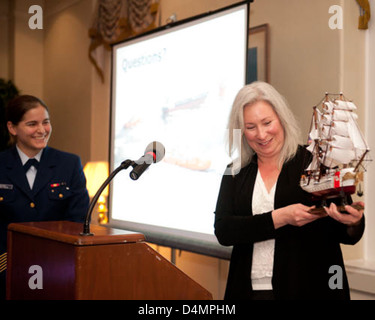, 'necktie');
23,158,39,172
